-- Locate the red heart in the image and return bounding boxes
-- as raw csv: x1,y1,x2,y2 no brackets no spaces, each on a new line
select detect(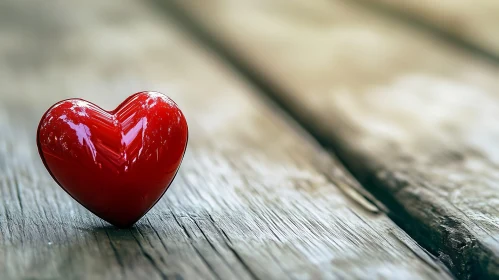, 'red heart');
37,91,188,227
